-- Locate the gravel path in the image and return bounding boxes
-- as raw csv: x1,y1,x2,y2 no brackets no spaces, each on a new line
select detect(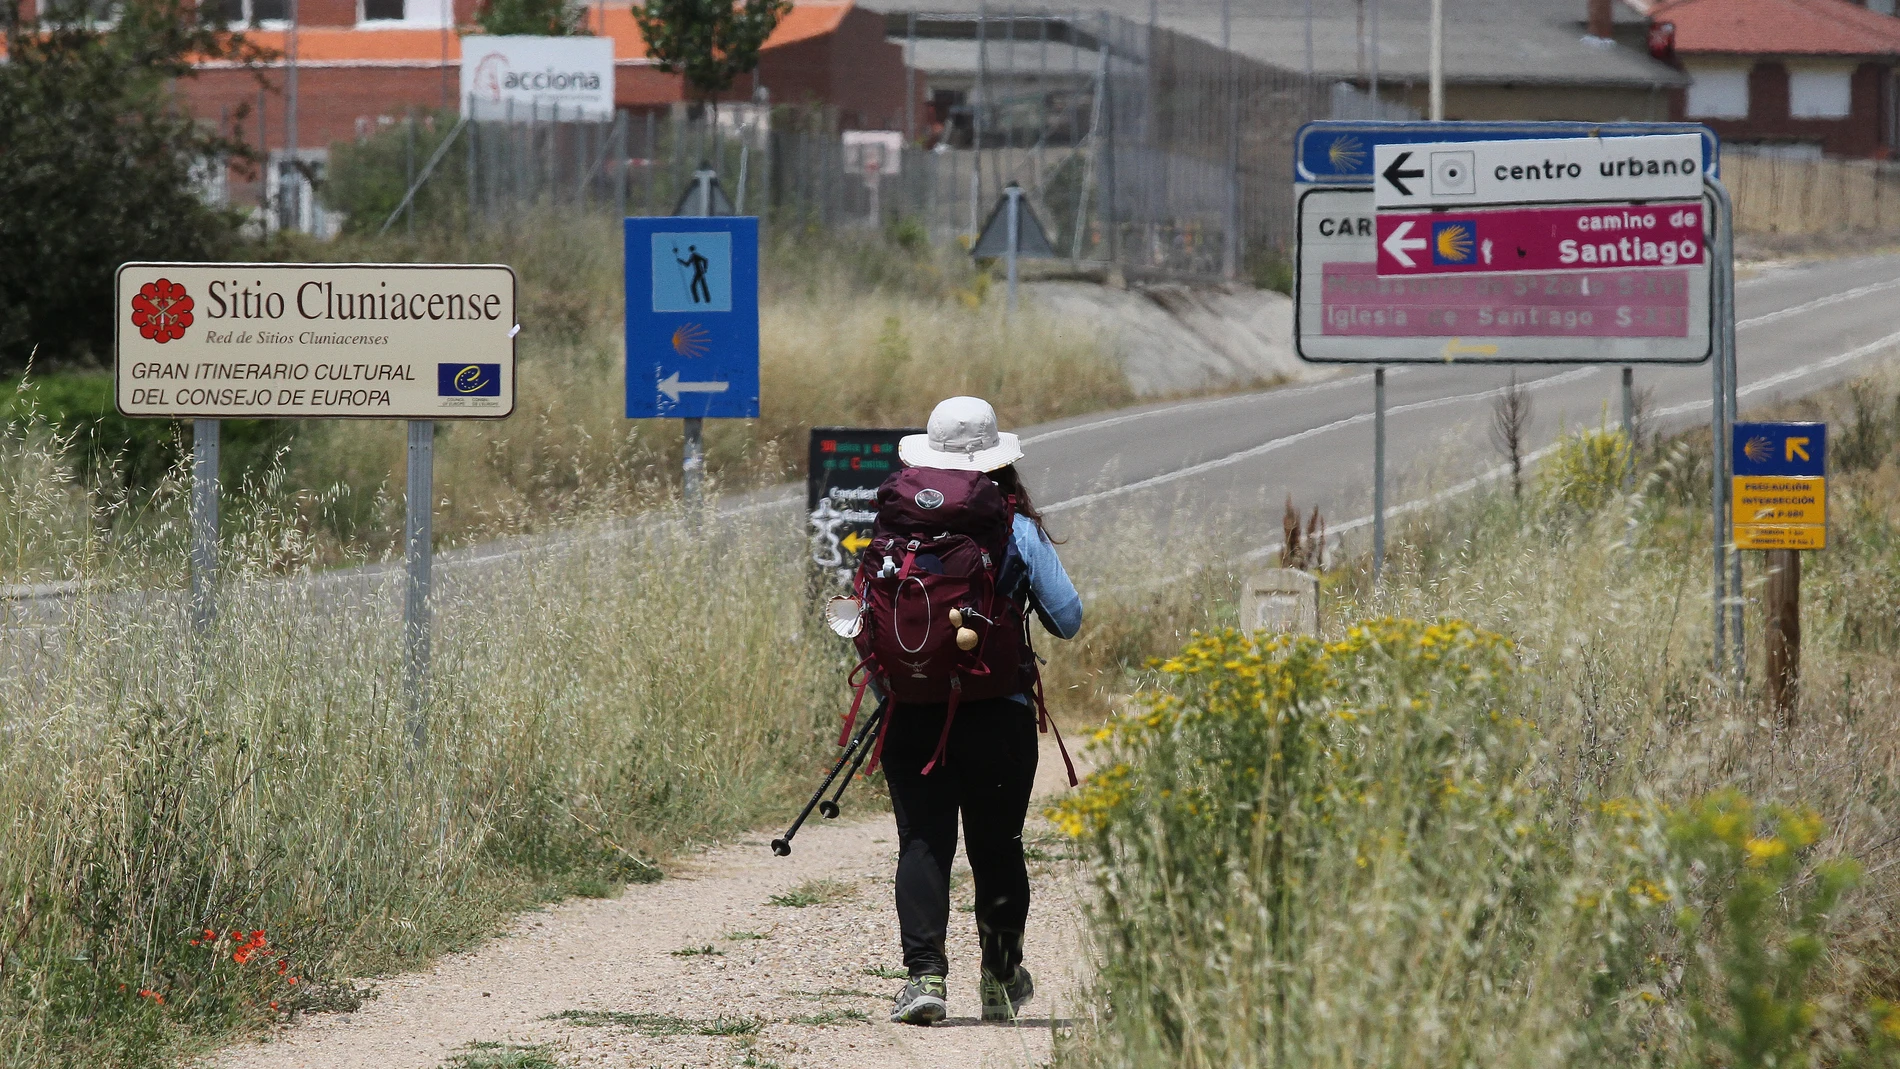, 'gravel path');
206,737,1089,1069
